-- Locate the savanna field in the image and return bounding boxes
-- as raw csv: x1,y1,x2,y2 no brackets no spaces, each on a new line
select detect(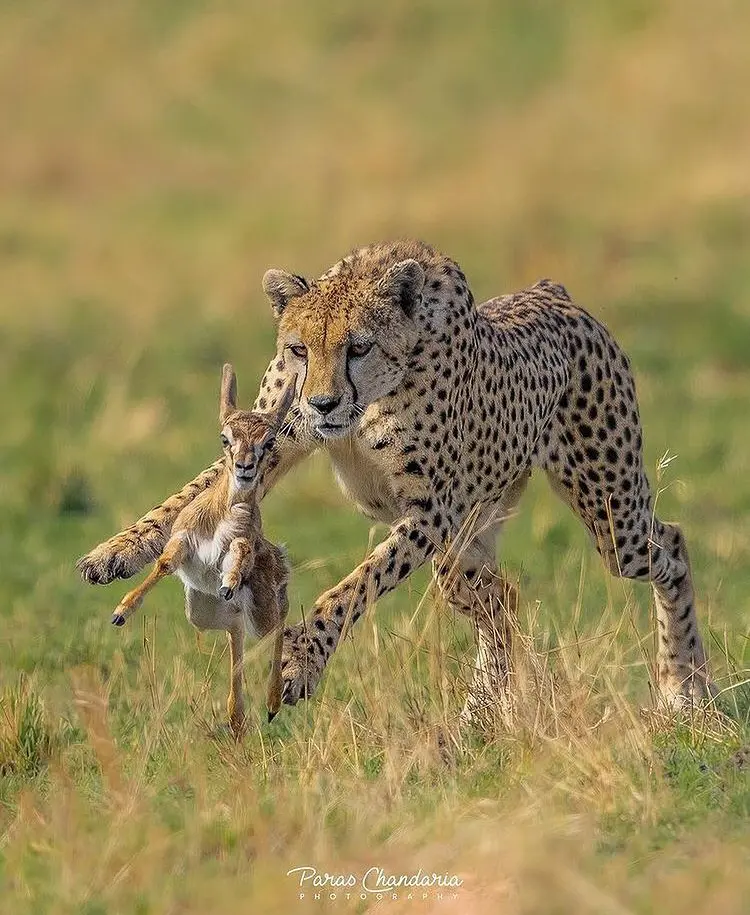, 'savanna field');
1,2,750,912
